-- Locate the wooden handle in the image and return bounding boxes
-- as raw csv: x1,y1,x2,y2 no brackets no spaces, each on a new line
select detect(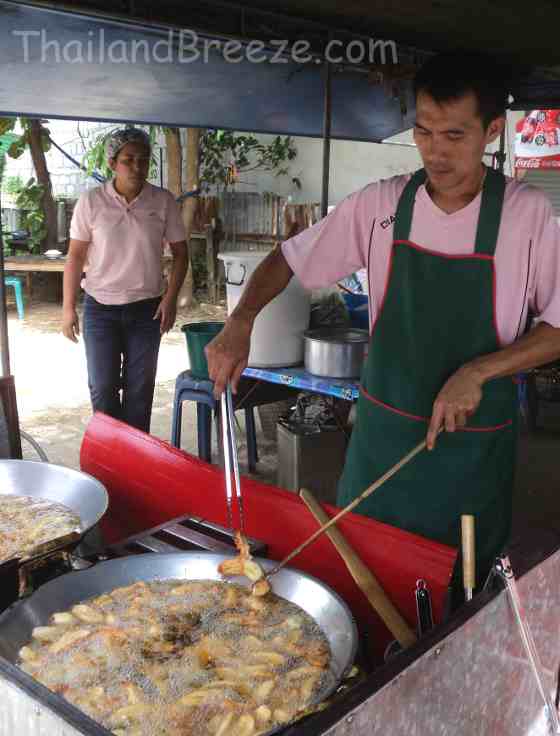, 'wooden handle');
461,515,476,594
300,488,416,648
266,433,437,580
